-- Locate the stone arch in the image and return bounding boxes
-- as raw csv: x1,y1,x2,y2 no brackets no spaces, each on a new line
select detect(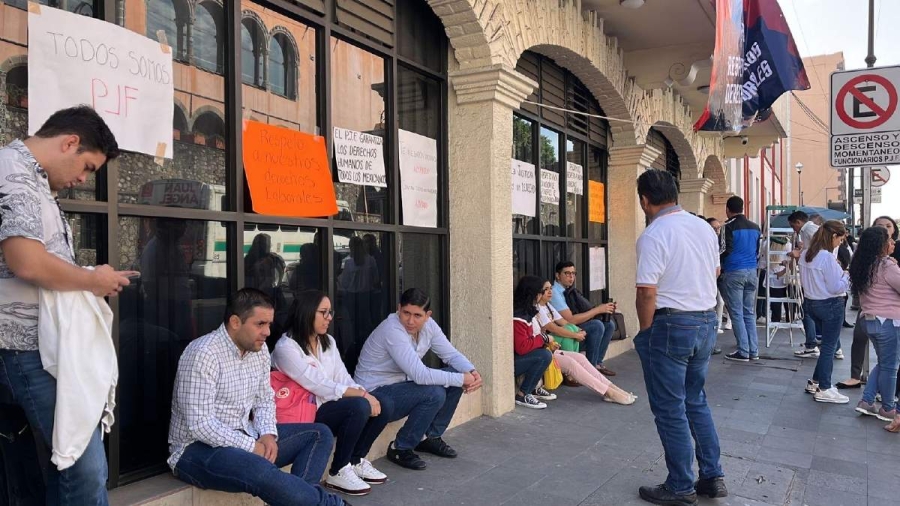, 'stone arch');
188,104,224,132
702,155,727,193
649,121,698,180
0,55,28,74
